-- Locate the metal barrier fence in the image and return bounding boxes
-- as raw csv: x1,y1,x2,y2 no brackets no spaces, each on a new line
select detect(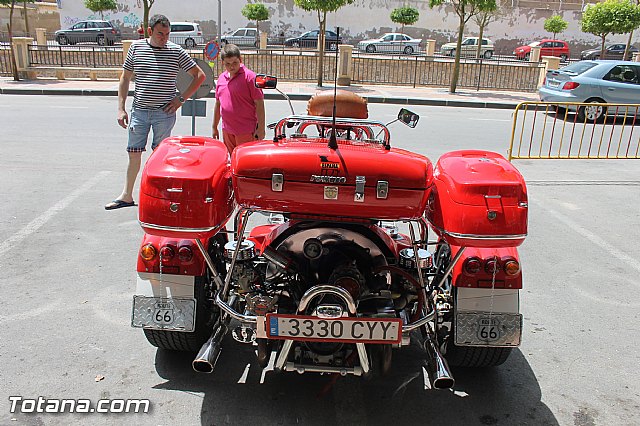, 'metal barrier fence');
352,55,543,91
0,47,13,76
27,44,122,68
508,101,640,160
